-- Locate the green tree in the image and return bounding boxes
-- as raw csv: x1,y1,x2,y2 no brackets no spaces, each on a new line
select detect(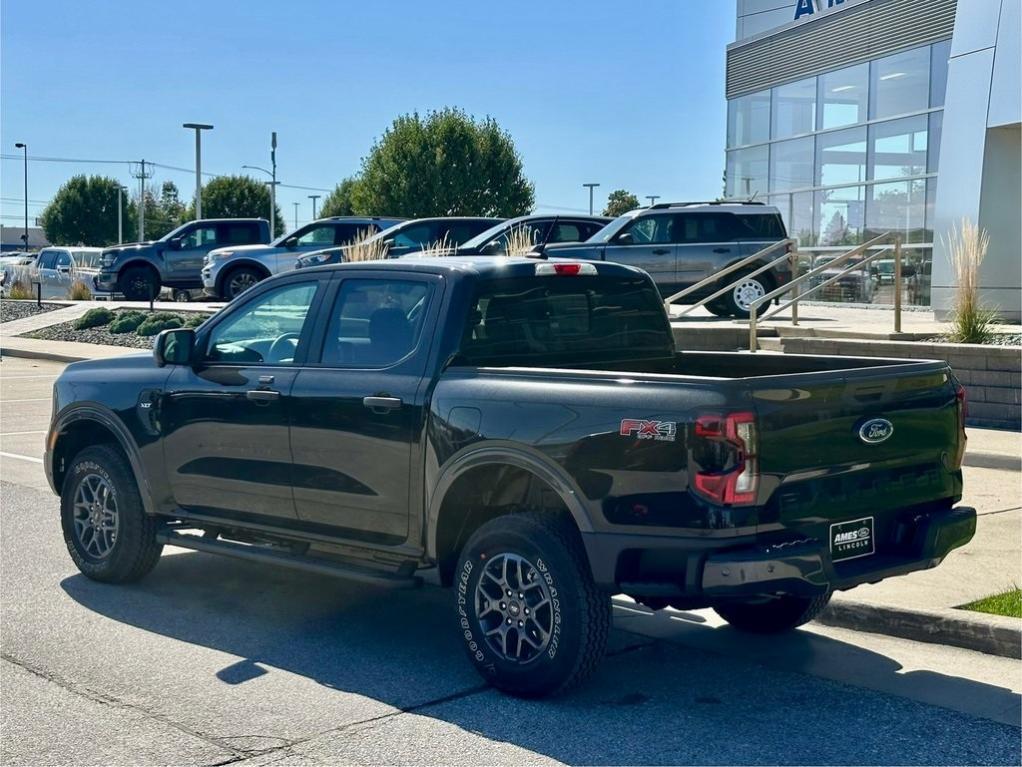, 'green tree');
320,177,361,217
185,175,285,236
138,180,187,240
603,189,641,217
351,108,534,217
39,175,138,246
